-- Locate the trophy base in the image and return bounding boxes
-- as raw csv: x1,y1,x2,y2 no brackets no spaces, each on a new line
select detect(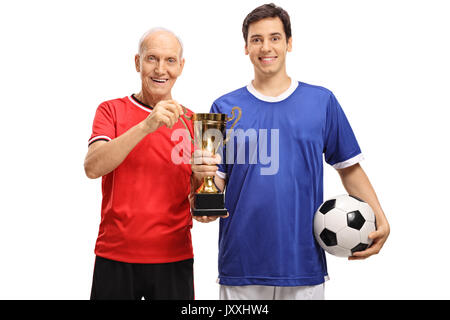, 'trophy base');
193,193,227,217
